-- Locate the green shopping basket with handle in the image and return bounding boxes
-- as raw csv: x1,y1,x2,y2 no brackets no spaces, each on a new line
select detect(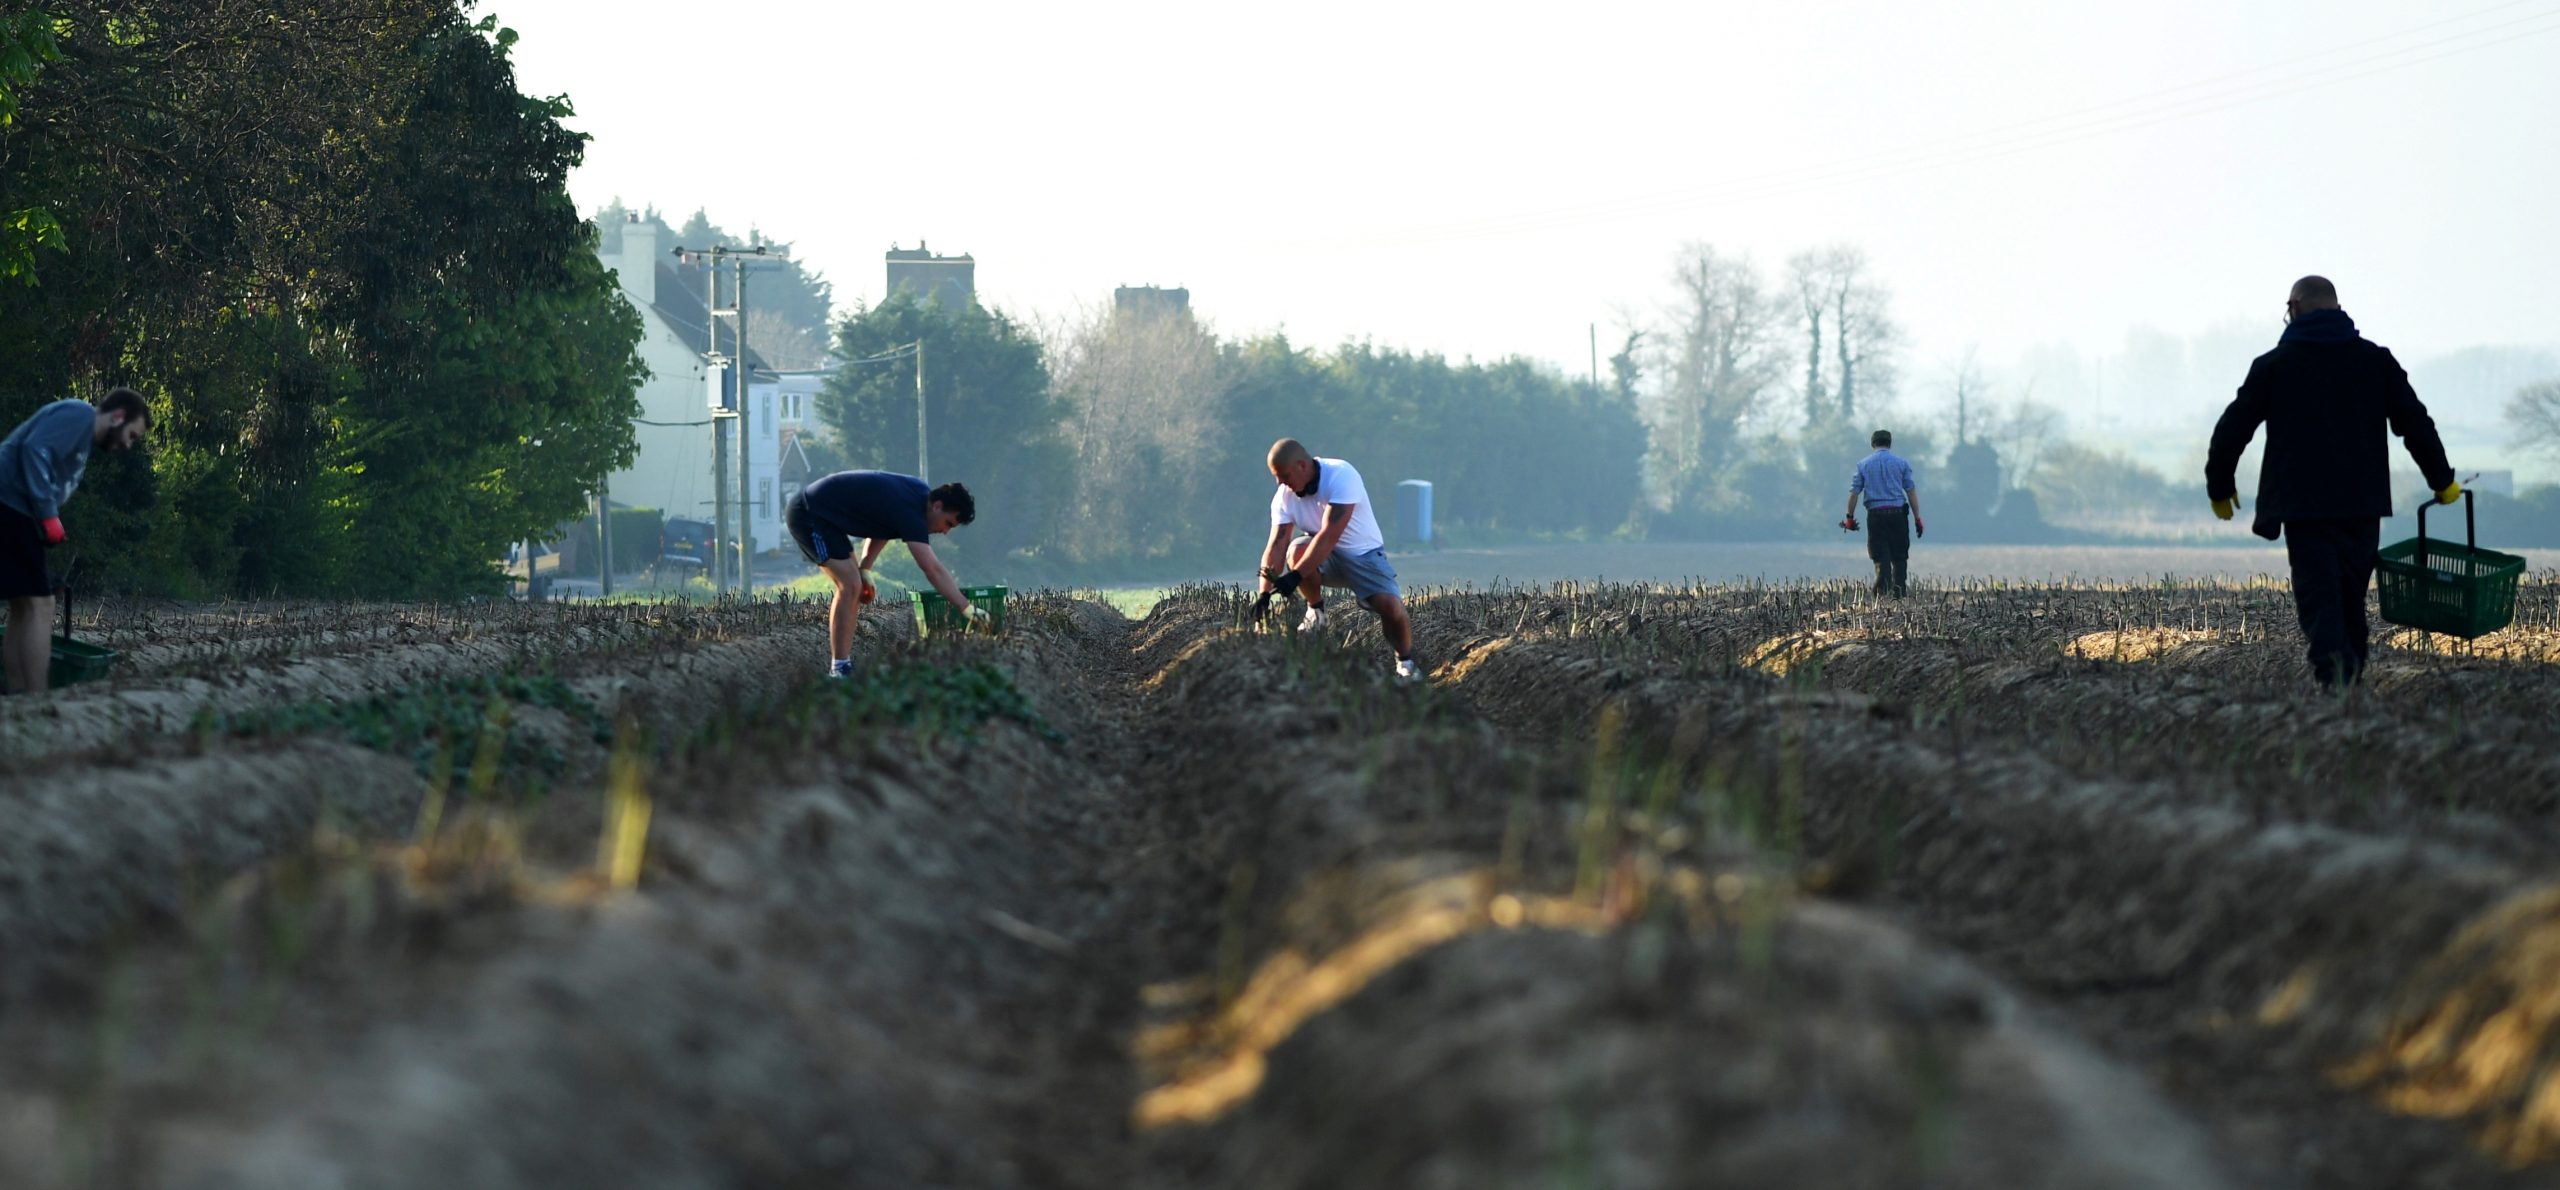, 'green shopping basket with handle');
2376,490,2523,640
